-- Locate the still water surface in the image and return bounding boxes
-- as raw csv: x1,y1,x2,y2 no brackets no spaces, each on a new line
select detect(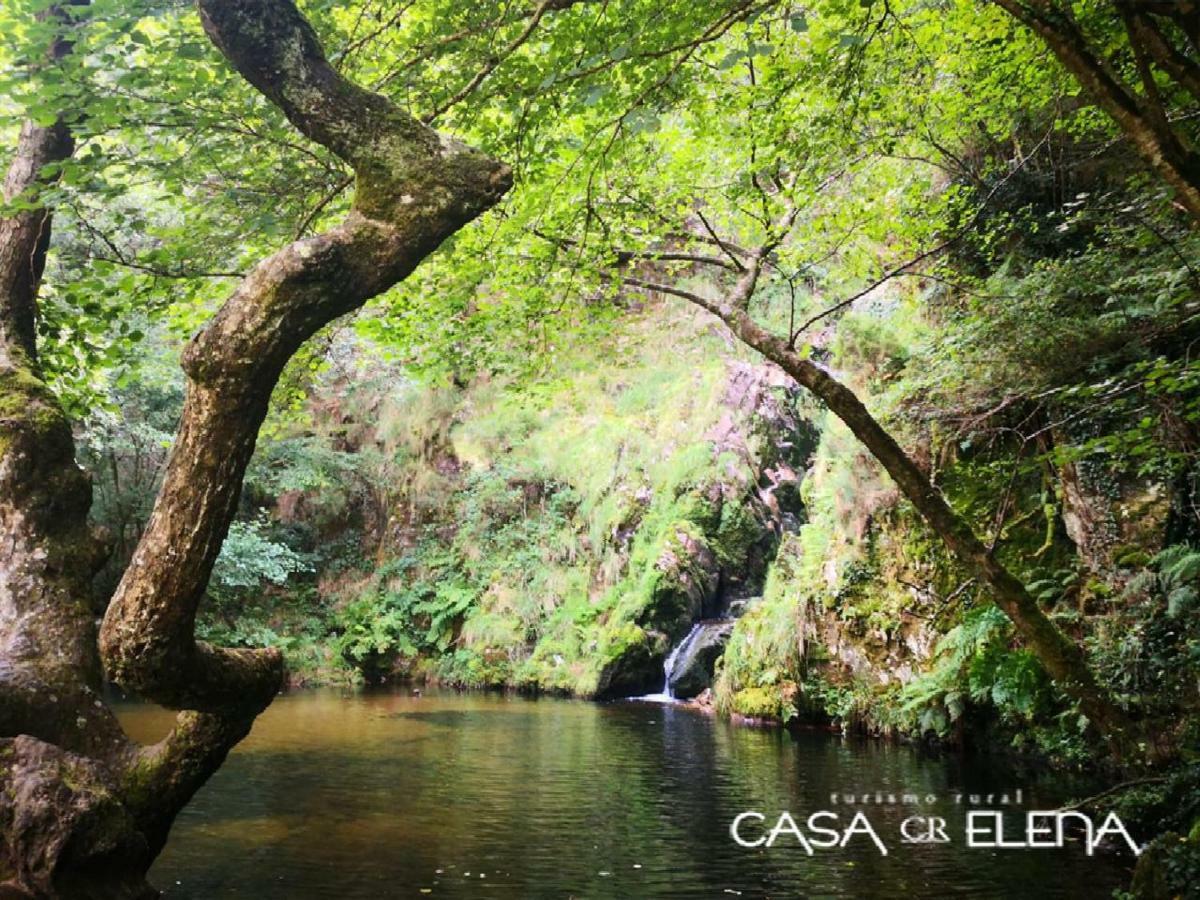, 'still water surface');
117,688,1130,898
